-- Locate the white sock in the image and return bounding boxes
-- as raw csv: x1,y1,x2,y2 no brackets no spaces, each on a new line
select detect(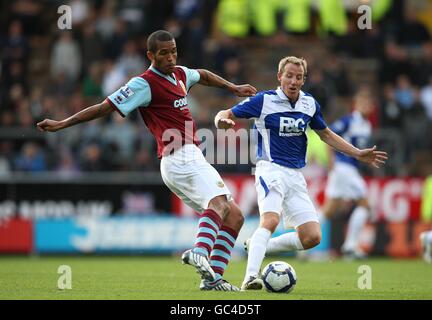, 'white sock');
342,206,369,251
243,227,271,283
266,232,304,253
